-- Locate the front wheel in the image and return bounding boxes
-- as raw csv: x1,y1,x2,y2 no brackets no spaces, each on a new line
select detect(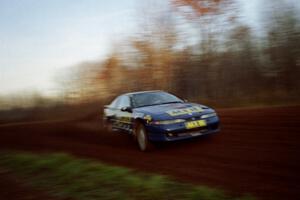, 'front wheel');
135,123,153,151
